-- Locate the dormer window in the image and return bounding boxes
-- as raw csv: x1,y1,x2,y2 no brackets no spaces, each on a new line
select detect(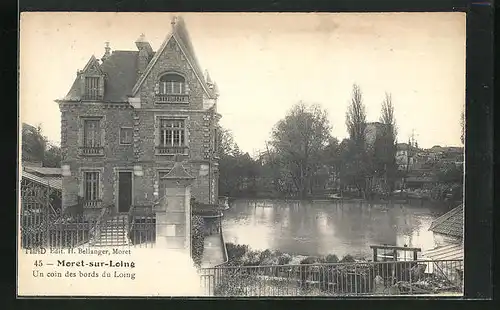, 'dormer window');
84,77,100,100
155,73,190,104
